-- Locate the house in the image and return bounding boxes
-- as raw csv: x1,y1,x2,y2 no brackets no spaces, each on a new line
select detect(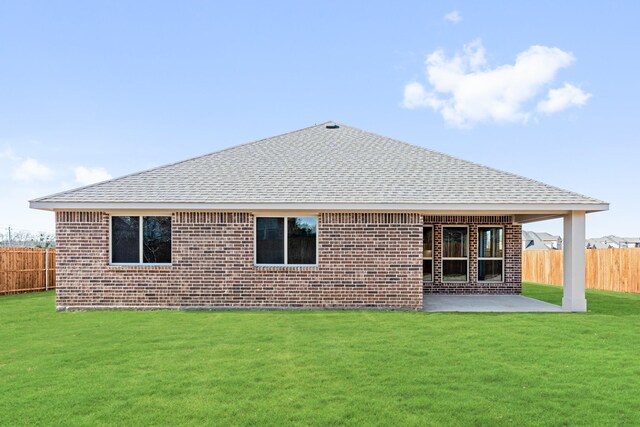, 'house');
586,235,640,249
585,239,613,249
534,232,563,250
616,237,640,248
522,231,562,250
30,122,608,312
